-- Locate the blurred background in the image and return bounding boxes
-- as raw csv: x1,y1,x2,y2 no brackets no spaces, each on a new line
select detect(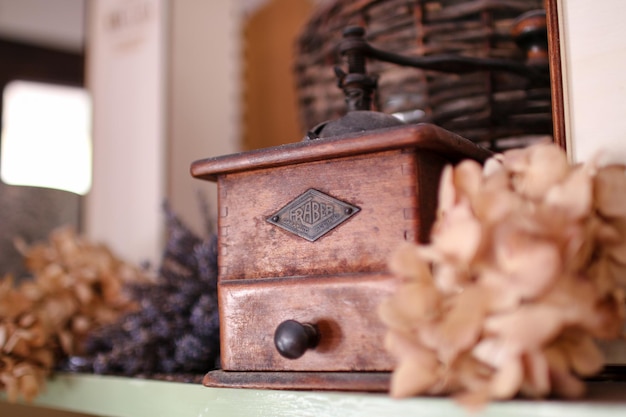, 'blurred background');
0,0,322,278
0,0,555,275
